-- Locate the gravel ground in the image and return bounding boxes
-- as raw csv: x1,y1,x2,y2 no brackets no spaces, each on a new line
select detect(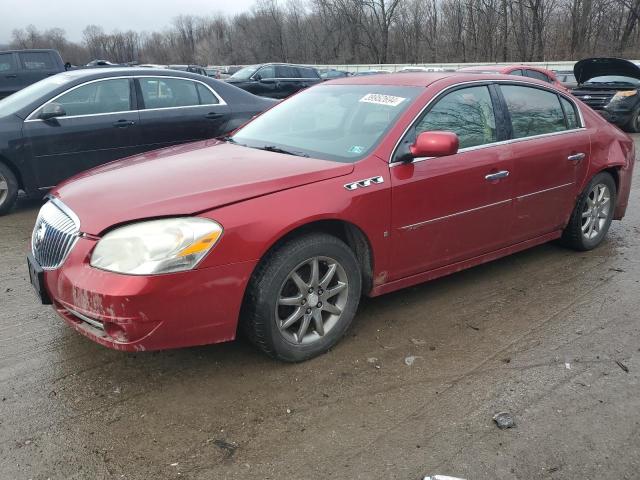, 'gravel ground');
1,136,639,480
